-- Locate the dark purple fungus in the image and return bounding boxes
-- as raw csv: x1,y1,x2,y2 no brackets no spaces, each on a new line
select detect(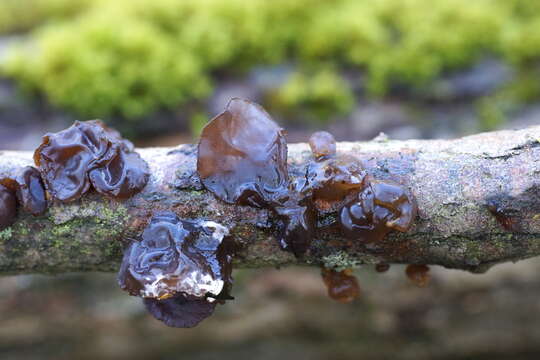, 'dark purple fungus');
197,98,289,207
340,178,417,243
143,294,216,328
15,167,47,216
0,184,17,230
34,120,149,202
118,212,233,327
